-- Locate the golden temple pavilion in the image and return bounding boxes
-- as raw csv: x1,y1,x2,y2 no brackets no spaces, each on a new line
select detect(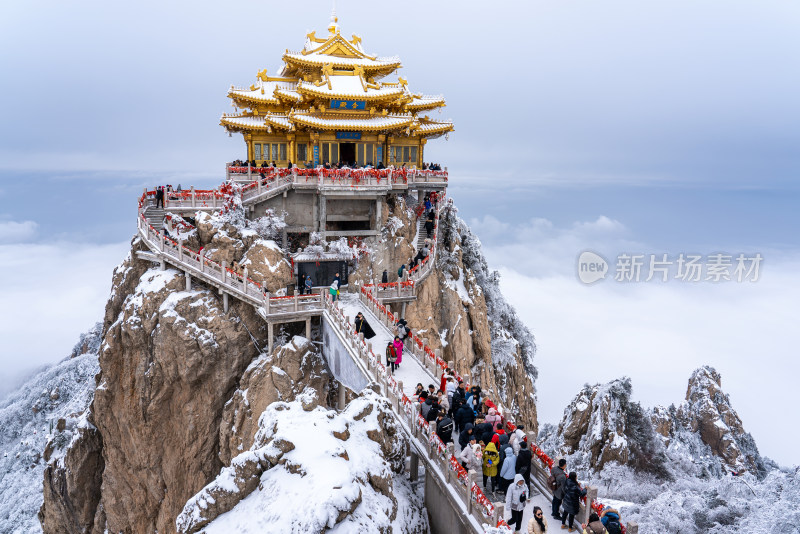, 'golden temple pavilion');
220,15,453,168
